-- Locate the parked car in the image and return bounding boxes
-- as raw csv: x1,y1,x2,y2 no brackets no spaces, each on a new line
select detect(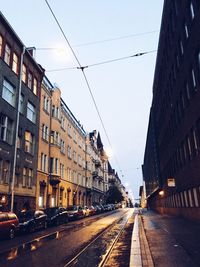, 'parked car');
83,206,90,217
88,206,97,216
92,204,102,213
44,207,69,226
18,210,47,233
66,205,84,220
103,204,112,211
0,212,19,239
